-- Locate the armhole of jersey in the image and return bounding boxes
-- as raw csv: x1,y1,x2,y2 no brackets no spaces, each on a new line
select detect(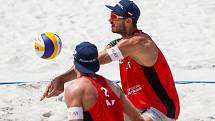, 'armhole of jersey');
106,38,122,47
104,79,121,98
83,111,94,121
